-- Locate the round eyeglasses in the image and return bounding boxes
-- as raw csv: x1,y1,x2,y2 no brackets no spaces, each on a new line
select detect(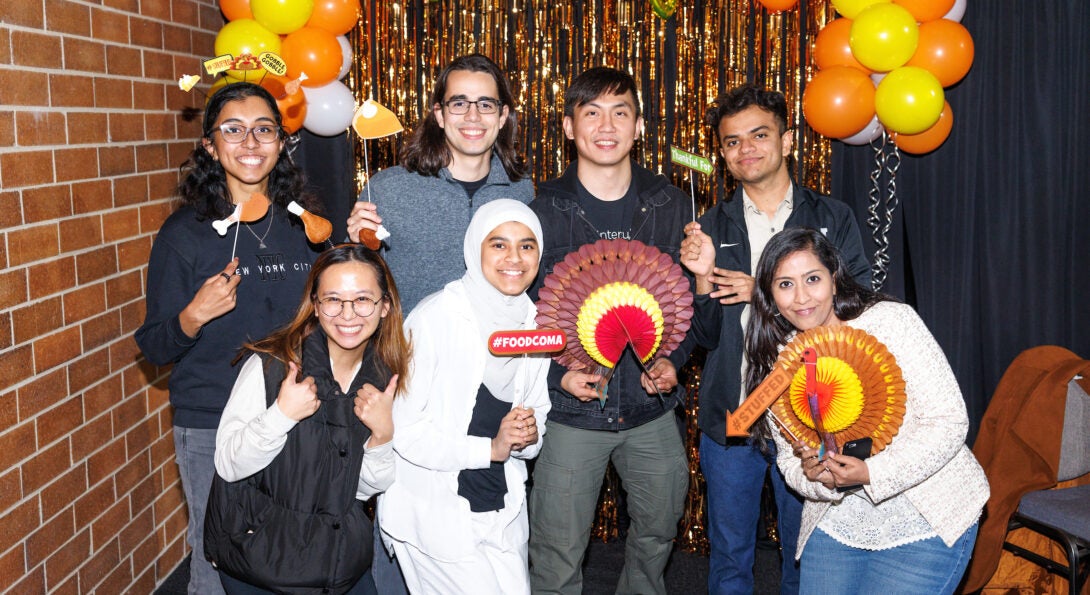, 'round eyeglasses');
316,295,384,318
442,98,502,115
213,123,282,144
